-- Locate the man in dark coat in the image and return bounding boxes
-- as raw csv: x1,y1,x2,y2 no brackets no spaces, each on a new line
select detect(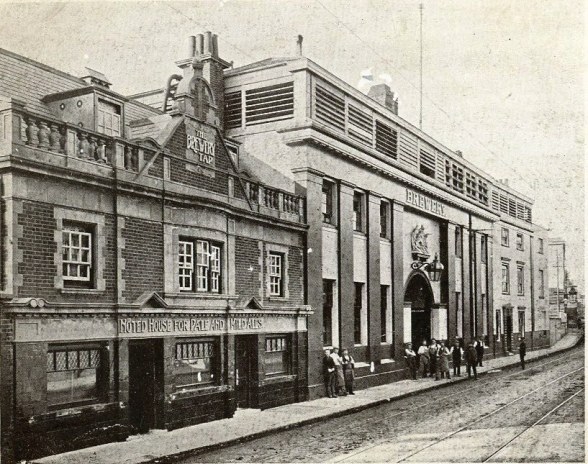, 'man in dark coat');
429,339,439,379
465,340,478,380
404,343,418,380
323,349,337,398
475,338,485,367
519,337,527,370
